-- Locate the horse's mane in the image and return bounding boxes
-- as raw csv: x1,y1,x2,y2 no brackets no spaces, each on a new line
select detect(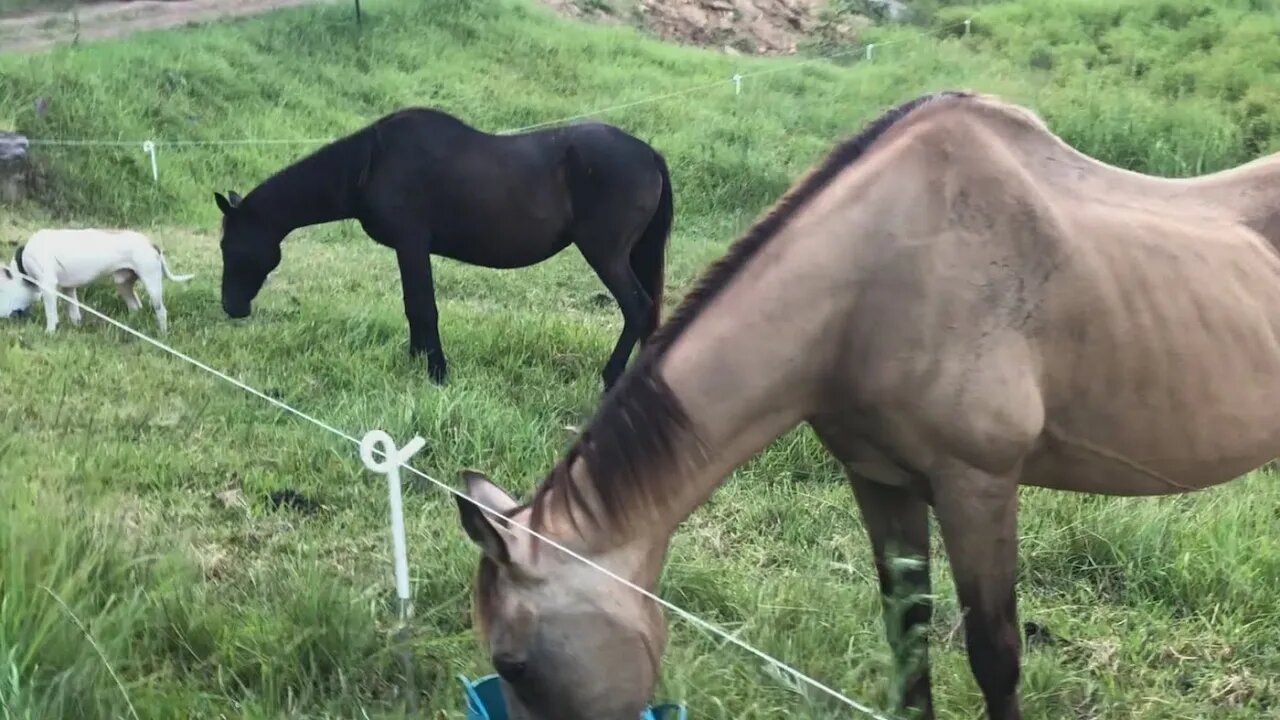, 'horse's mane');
517,90,976,539
220,107,479,232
